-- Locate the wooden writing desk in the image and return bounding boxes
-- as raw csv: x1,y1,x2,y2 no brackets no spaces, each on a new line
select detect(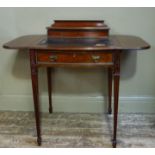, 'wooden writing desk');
3,20,150,147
